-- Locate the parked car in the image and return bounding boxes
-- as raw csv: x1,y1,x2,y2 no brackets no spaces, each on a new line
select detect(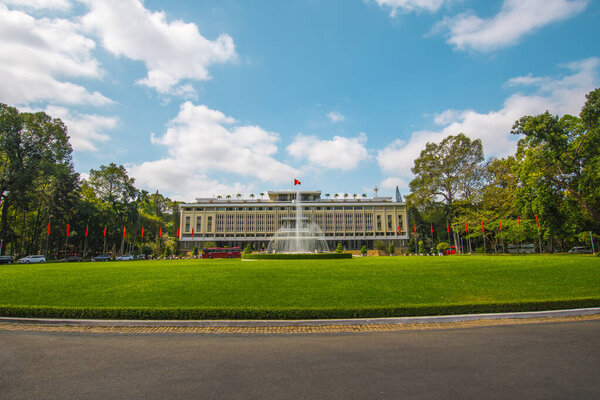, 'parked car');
443,246,457,255
61,256,83,262
135,254,146,260
568,246,592,254
116,254,134,261
91,254,111,262
0,255,13,264
18,255,46,264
